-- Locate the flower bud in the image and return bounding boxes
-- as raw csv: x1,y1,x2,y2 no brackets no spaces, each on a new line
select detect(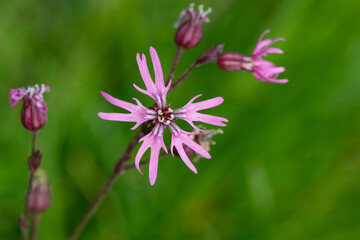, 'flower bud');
28,170,51,214
174,3,212,49
9,84,50,131
217,52,253,72
28,150,42,173
18,214,28,228
195,43,224,65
